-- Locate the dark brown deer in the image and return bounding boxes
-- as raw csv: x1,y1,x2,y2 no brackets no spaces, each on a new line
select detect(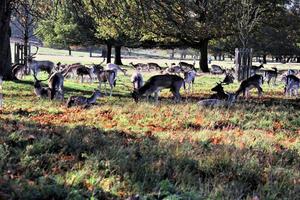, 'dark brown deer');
235,74,264,98
132,74,185,103
264,67,278,85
